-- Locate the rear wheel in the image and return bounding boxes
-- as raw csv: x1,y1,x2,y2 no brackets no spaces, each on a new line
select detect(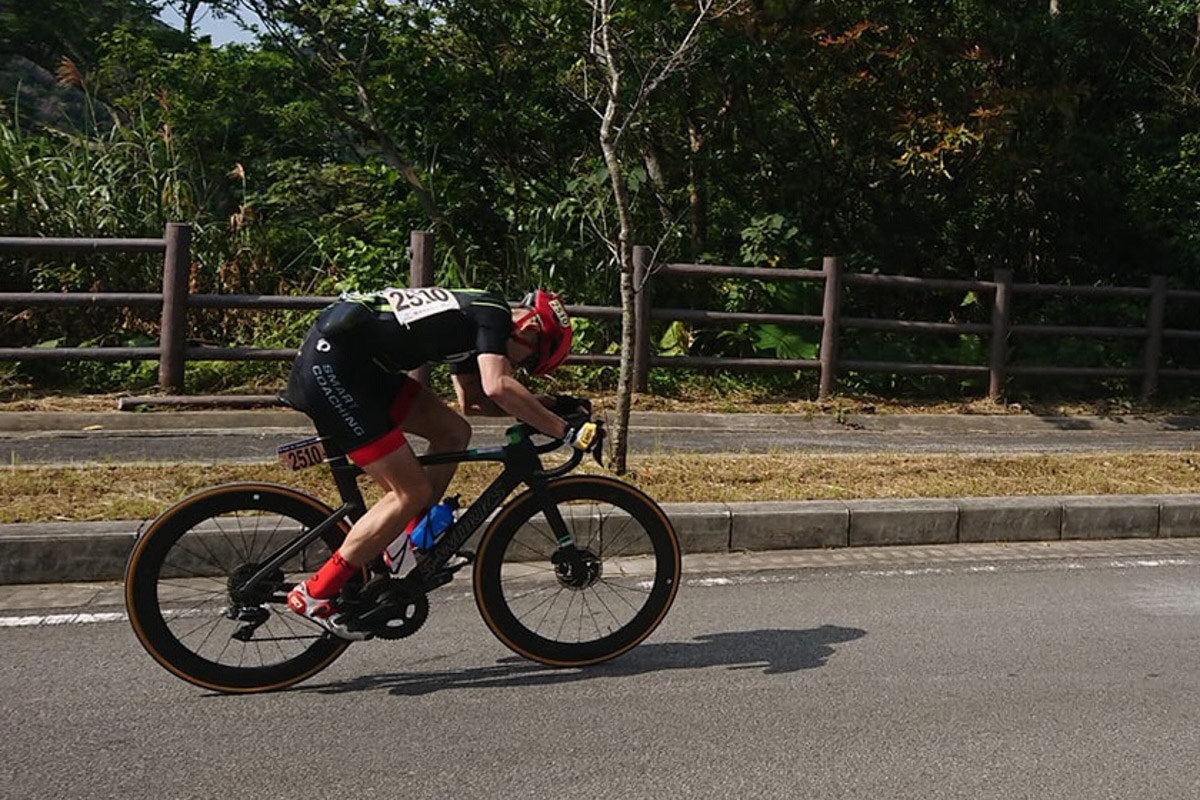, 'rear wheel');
473,475,681,667
124,483,355,693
